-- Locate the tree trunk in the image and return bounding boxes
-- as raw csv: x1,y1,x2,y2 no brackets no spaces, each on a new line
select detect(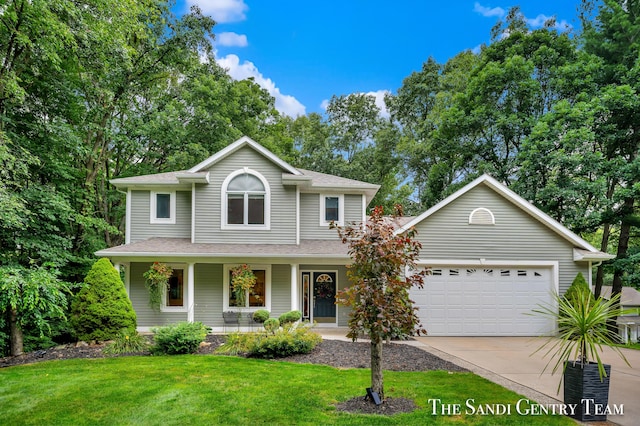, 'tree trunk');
612,197,634,299
9,308,23,356
370,335,384,400
594,222,611,299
